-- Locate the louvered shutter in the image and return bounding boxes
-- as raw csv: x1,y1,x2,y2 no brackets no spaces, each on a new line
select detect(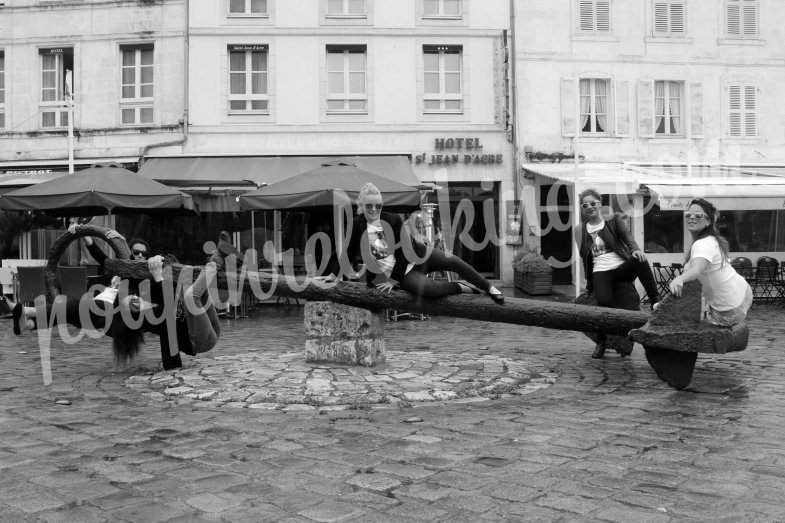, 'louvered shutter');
670,1,685,33
728,85,742,137
653,1,669,33
742,0,757,36
614,79,630,137
579,0,594,31
562,78,577,136
638,80,654,137
690,82,704,138
595,0,611,32
726,0,741,36
744,85,757,137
